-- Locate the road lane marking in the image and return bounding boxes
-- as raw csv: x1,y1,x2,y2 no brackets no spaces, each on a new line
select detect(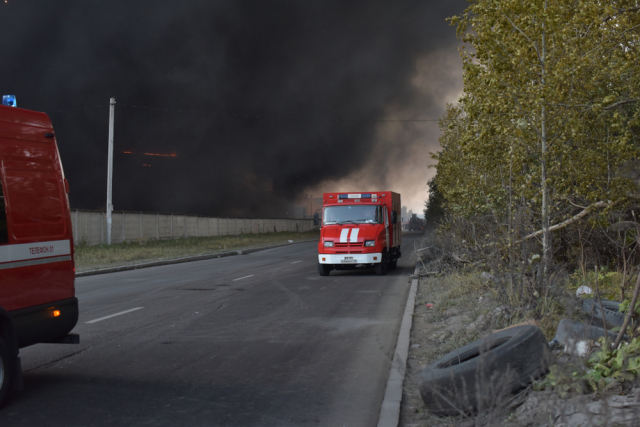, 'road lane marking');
291,260,302,264
85,307,144,324
232,274,254,281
